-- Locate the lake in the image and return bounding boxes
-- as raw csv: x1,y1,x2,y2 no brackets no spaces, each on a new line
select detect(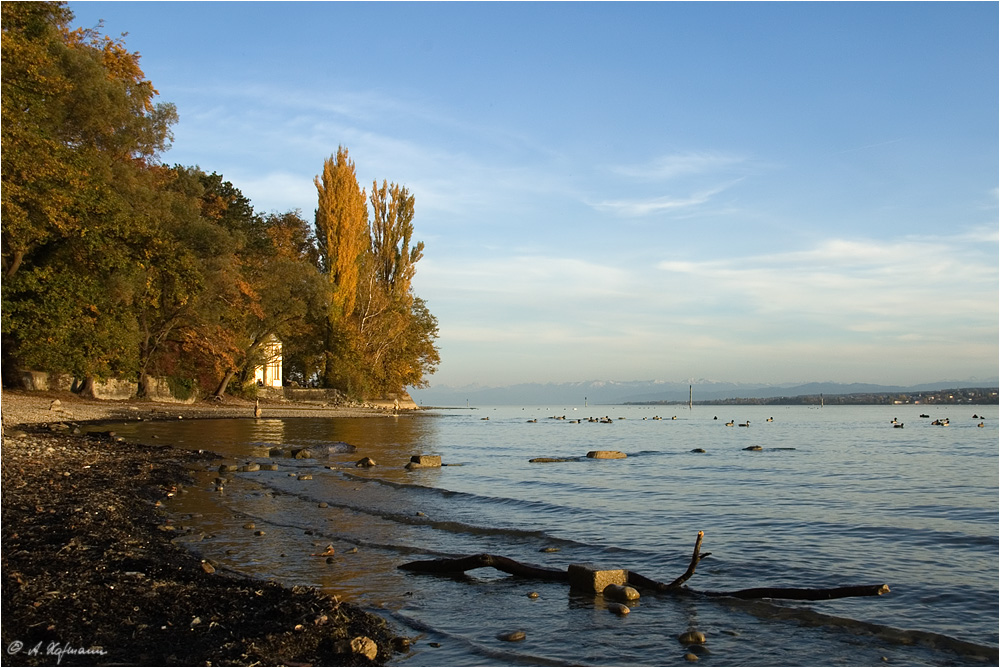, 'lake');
101,404,998,666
